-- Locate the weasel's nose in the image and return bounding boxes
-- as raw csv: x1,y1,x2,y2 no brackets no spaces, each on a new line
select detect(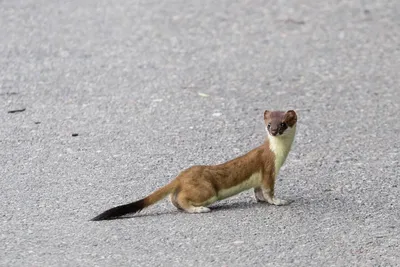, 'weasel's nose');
271,129,278,136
